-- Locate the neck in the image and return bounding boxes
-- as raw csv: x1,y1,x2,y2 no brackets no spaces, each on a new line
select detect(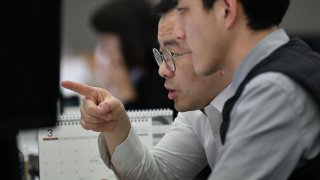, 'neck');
224,25,278,76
